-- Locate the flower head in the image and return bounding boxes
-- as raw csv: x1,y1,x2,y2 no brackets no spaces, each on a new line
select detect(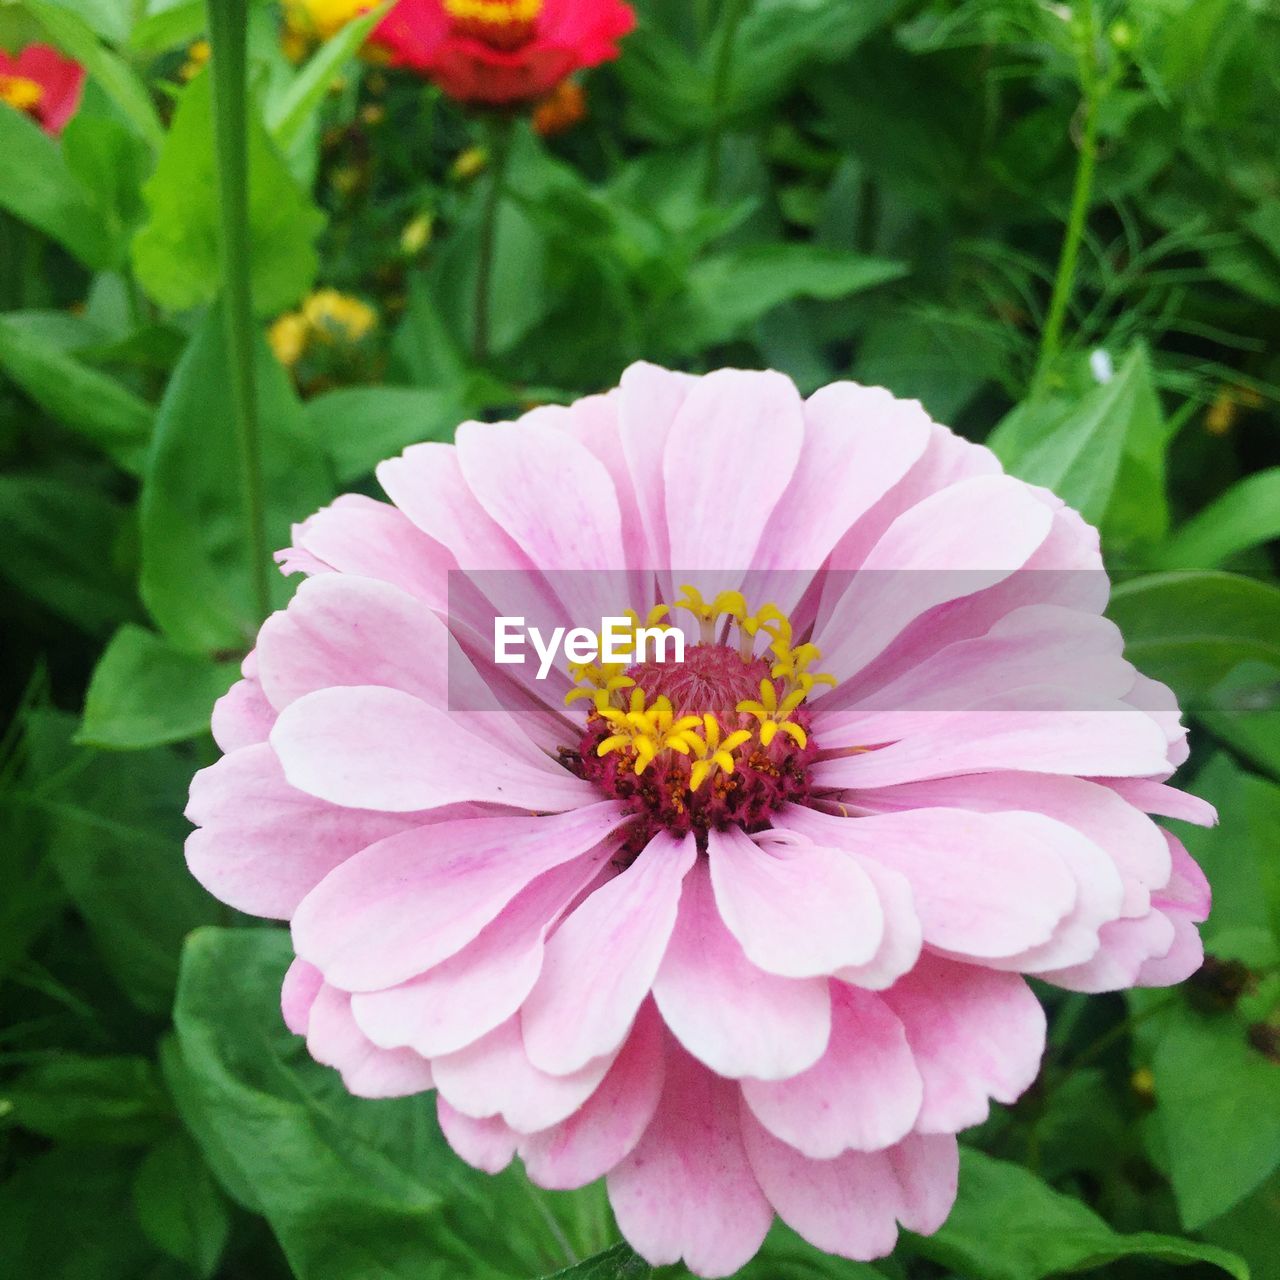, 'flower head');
0,44,85,136
283,0,376,58
187,365,1212,1276
532,76,586,135
372,0,634,106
